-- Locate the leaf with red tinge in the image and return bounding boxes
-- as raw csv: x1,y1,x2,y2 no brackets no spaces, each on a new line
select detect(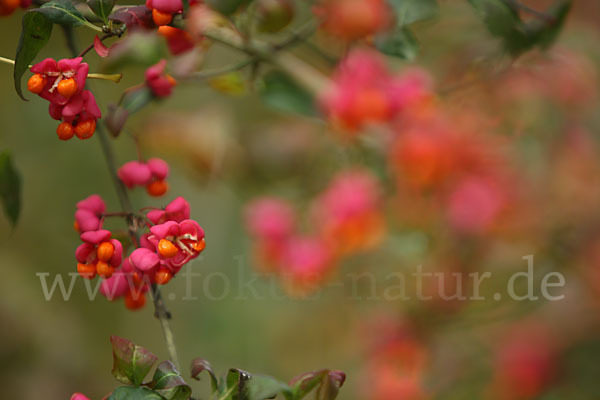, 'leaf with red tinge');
107,386,164,400
94,35,110,57
190,358,218,392
110,336,158,386
109,5,154,29
316,371,345,400
150,361,191,400
288,370,346,400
